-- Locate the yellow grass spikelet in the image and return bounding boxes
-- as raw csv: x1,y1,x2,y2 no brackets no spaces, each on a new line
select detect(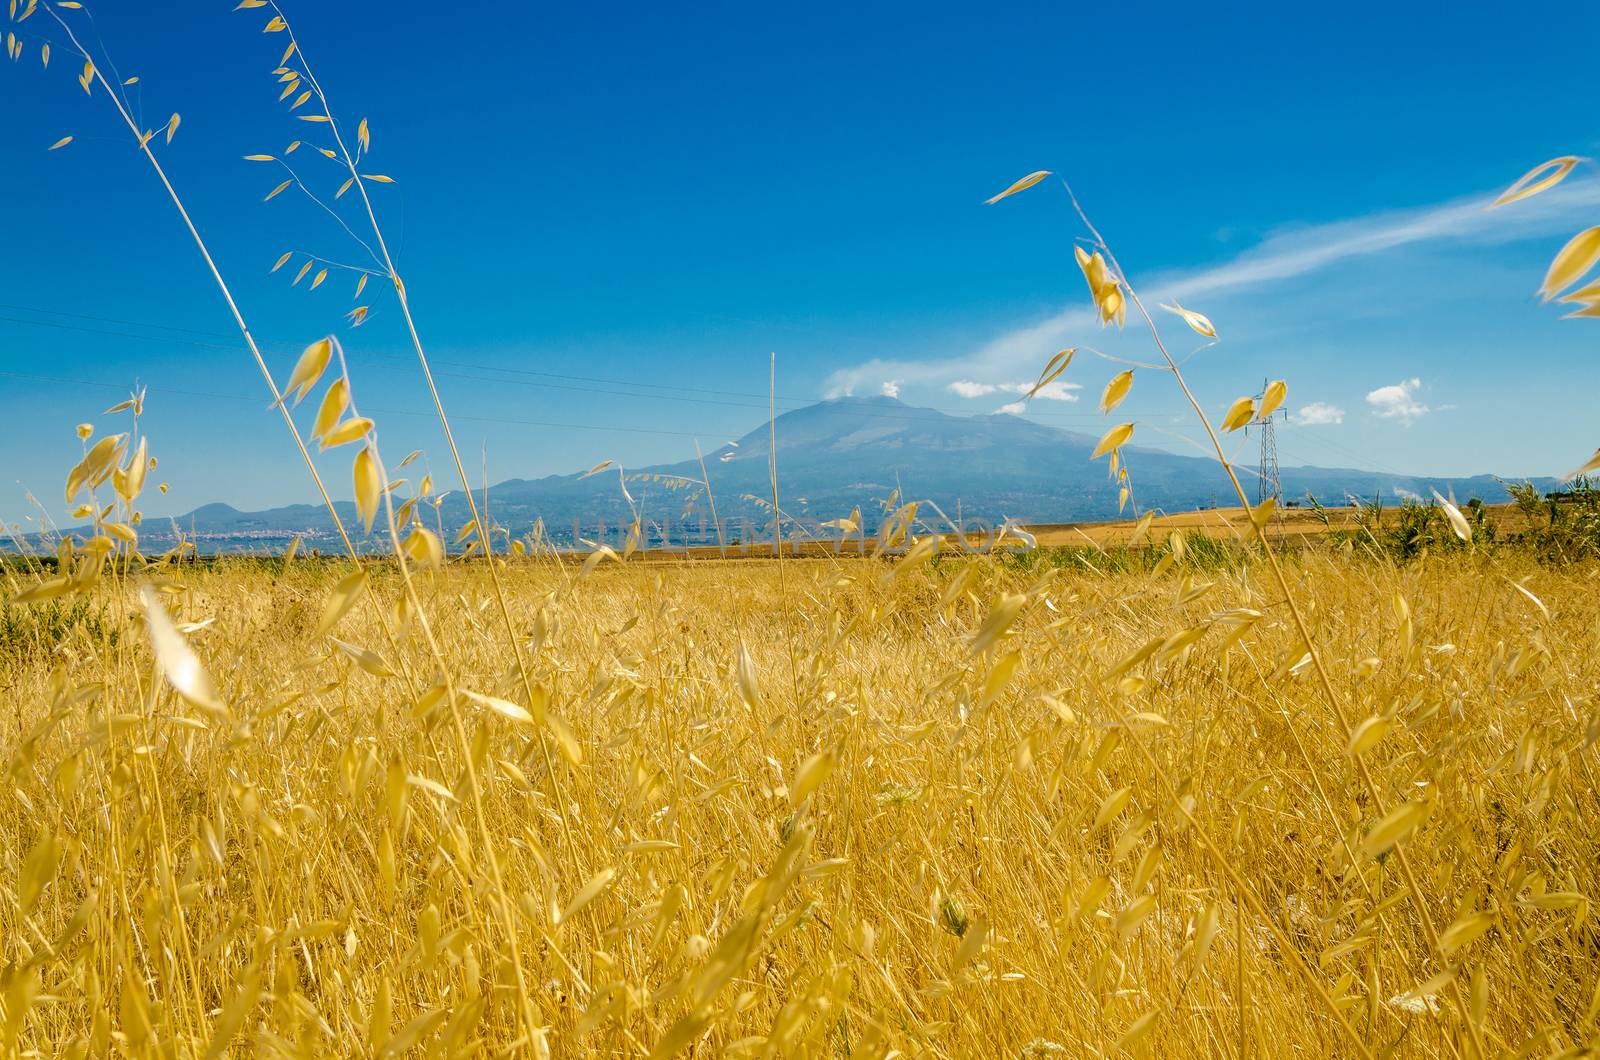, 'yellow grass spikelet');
353,447,381,531
279,337,331,407
1361,798,1432,859
320,415,373,450
461,689,534,725
1222,395,1255,432
1493,156,1580,207
314,568,367,636
984,169,1051,205
1259,379,1287,419
1540,226,1600,301
735,640,763,711
139,584,228,718
1101,370,1134,413
1160,302,1217,338
1092,423,1134,460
